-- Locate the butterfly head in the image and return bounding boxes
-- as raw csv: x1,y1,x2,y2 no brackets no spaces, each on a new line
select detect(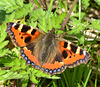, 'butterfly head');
46,28,55,38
